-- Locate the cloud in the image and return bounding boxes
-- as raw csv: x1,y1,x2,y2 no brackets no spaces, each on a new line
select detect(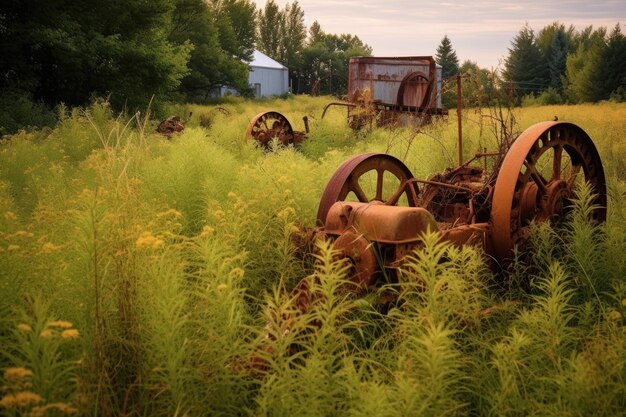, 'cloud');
253,0,626,68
